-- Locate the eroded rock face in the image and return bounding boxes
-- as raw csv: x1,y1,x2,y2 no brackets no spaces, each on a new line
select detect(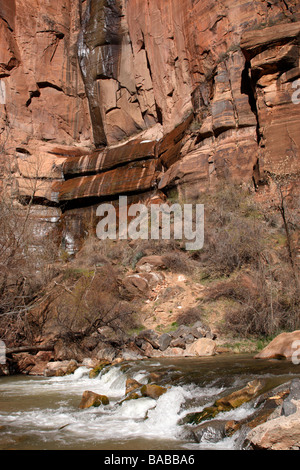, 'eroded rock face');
53,159,158,202
1,0,299,249
241,21,300,178
0,0,92,146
